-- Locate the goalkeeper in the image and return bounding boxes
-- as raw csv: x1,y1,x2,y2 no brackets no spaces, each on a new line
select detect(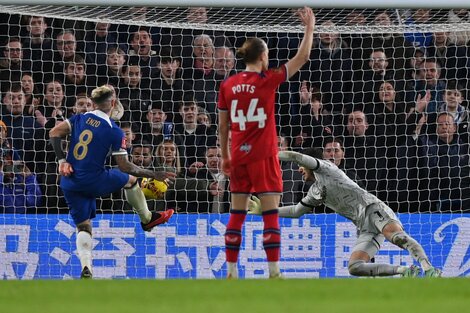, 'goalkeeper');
249,148,442,277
